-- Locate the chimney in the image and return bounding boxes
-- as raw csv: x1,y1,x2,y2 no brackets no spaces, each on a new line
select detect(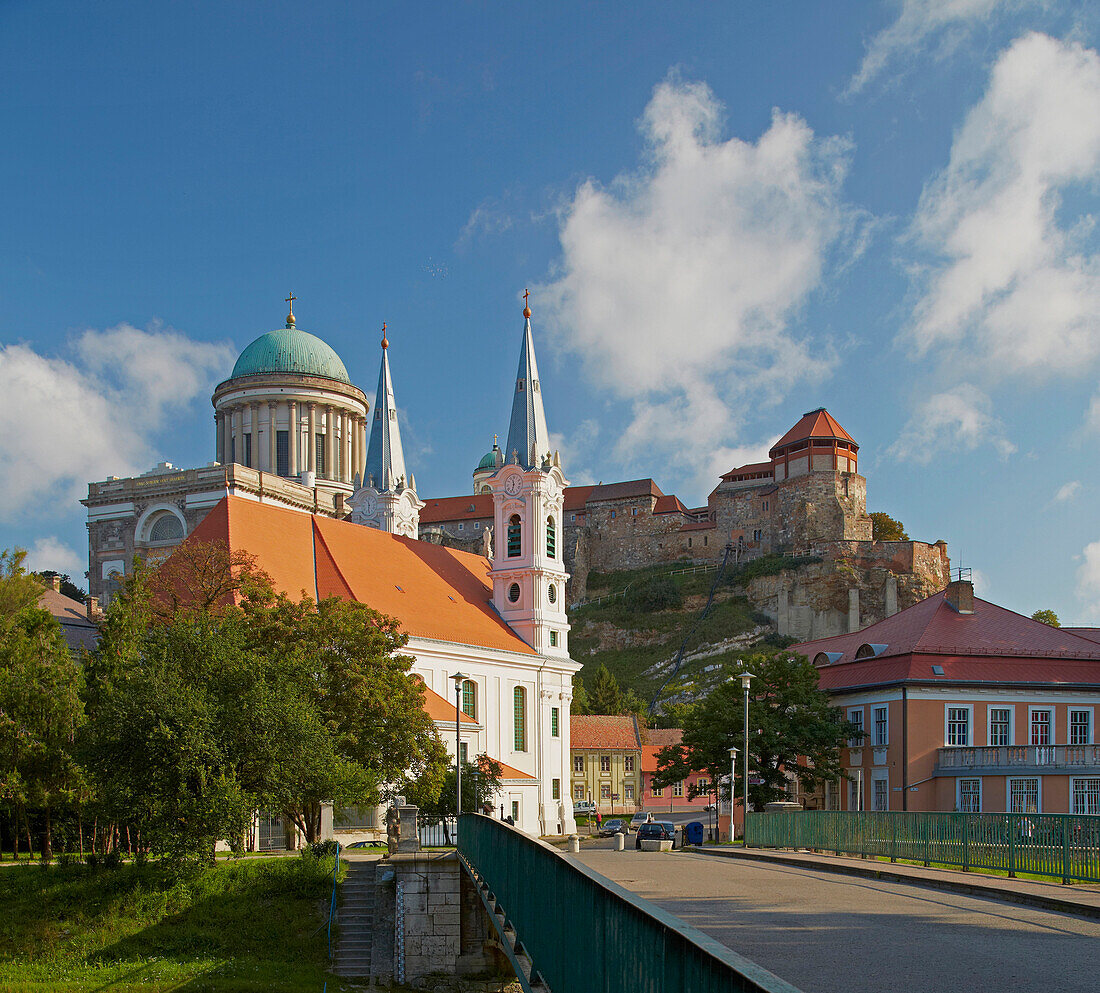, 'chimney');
86,596,100,622
50,574,62,592
945,572,974,614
